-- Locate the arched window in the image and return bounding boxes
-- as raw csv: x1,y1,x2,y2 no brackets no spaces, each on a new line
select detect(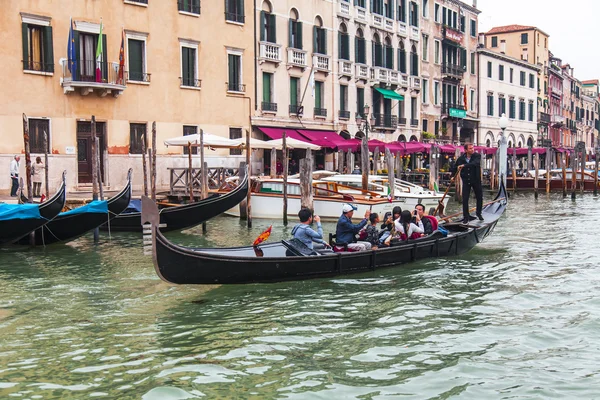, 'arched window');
384,36,393,69
410,44,418,76
338,23,349,60
313,16,327,54
398,41,406,74
355,29,366,64
527,137,534,147
372,33,383,67
397,134,407,142
409,135,418,142
260,1,276,43
355,131,365,139
288,8,302,49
